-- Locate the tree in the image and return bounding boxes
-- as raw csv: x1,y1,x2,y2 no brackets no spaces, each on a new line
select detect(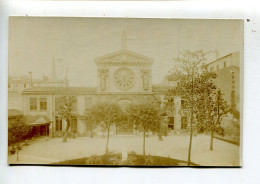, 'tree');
86,102,123,153
84,109,98,138
56,95,76,143
205,89,228,150
166,50,217,165
8,116,32,146
127,98,162,156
